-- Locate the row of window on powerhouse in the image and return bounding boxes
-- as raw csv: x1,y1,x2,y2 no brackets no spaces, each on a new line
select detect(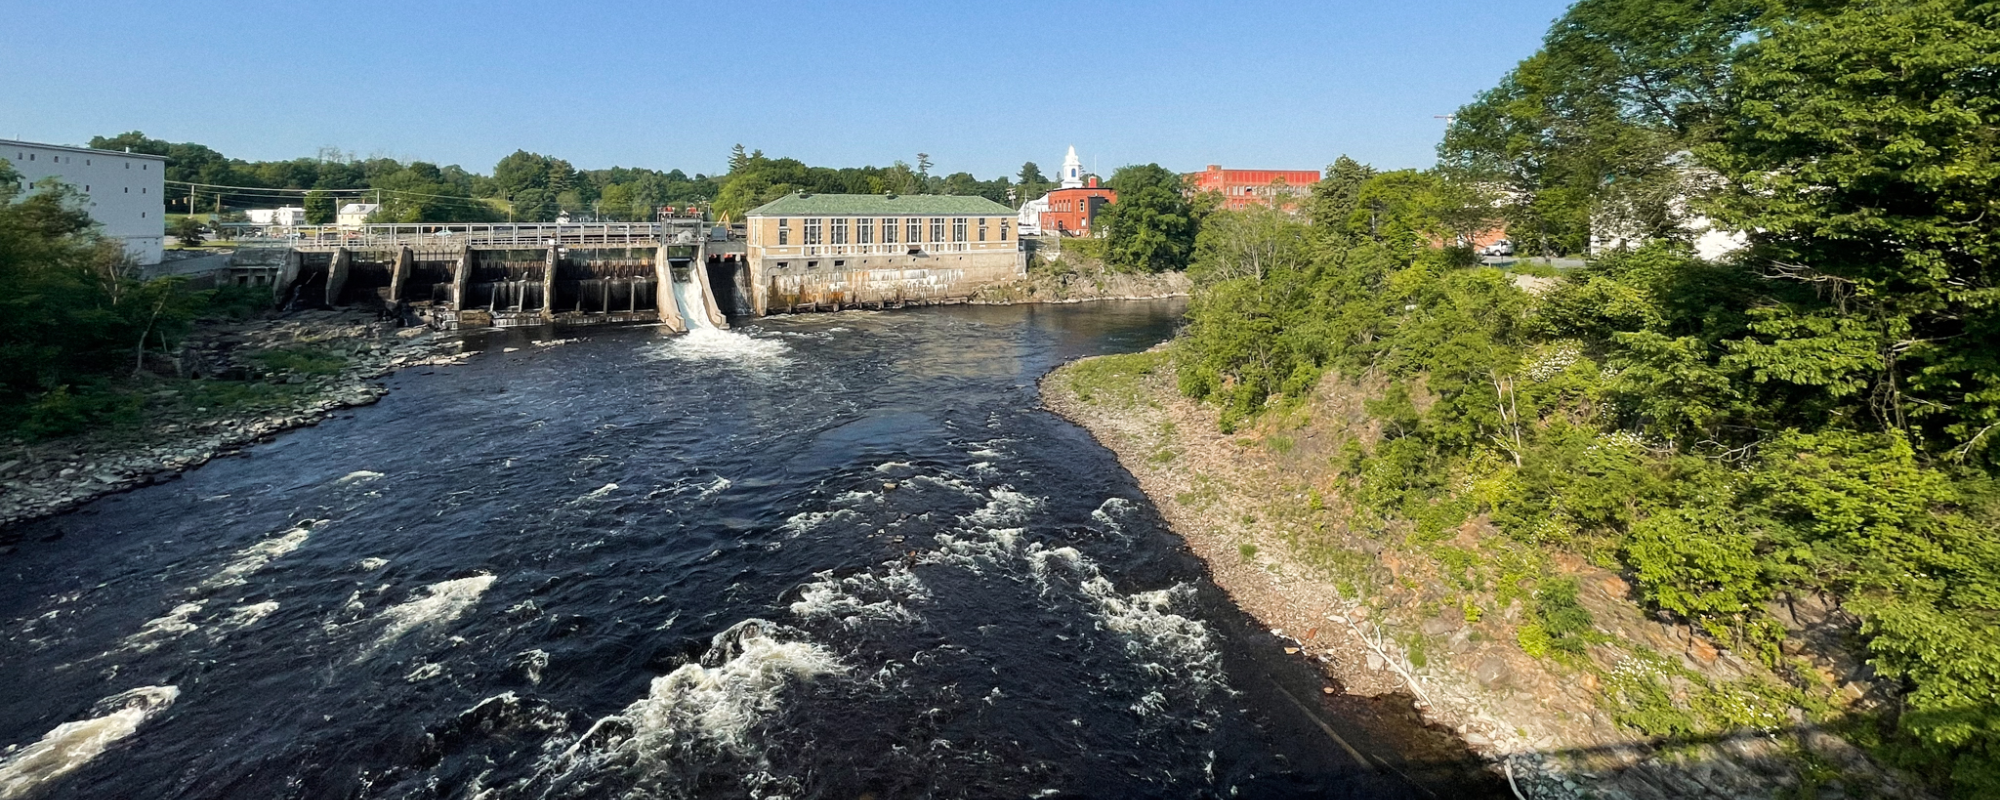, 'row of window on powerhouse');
774,217,1009,246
